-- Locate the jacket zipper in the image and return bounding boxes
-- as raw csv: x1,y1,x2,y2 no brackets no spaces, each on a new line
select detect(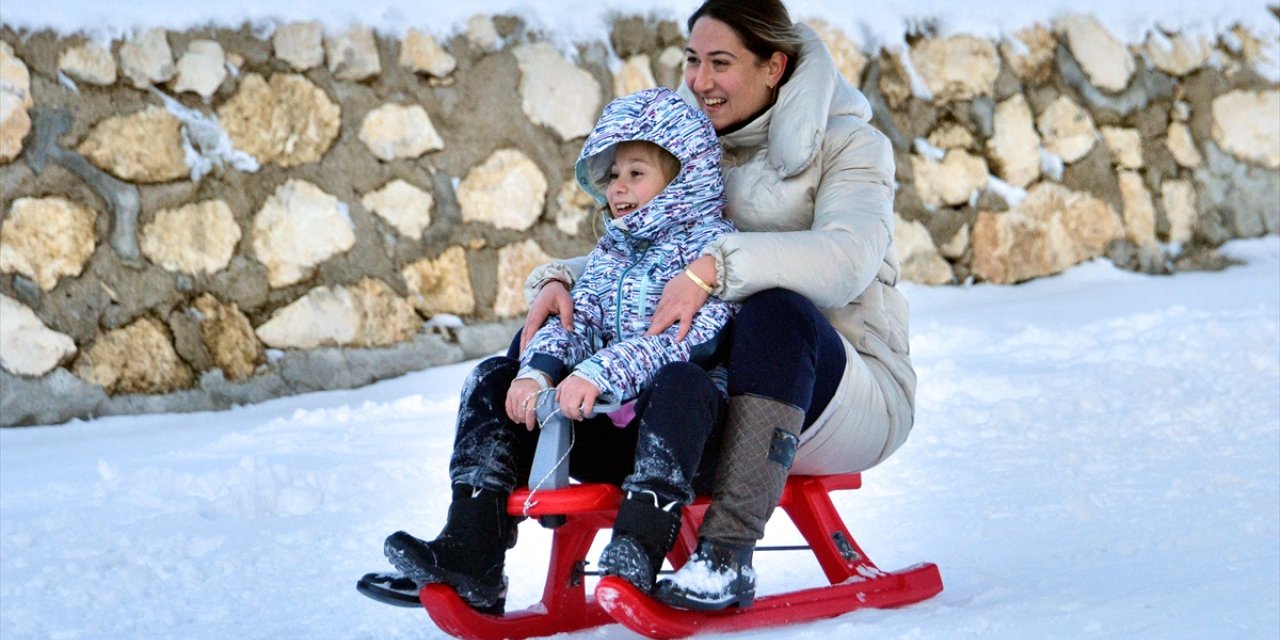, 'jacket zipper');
615,242,650,338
